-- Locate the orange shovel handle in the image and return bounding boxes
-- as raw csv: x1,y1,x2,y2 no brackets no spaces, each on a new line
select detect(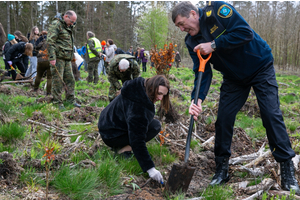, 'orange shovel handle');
196,50,212,72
